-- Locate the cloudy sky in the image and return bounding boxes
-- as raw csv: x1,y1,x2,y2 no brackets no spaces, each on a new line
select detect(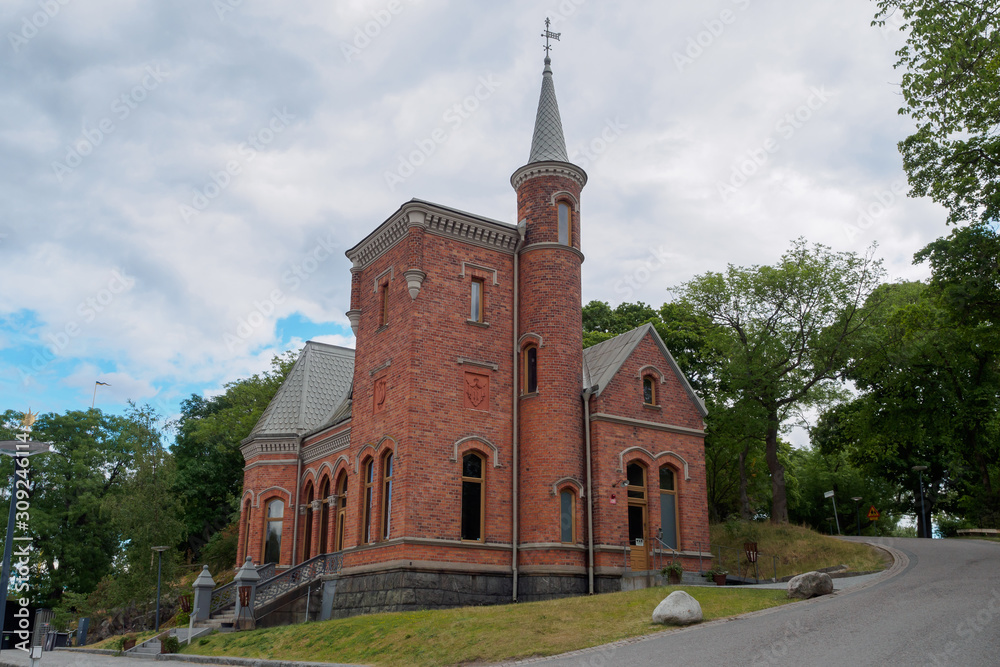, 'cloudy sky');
1,0,943,440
